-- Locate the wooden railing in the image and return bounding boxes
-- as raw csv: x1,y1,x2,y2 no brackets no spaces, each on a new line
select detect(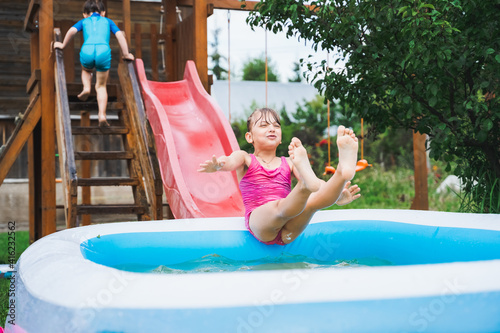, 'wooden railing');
53,28,78,228
118,60,164,220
